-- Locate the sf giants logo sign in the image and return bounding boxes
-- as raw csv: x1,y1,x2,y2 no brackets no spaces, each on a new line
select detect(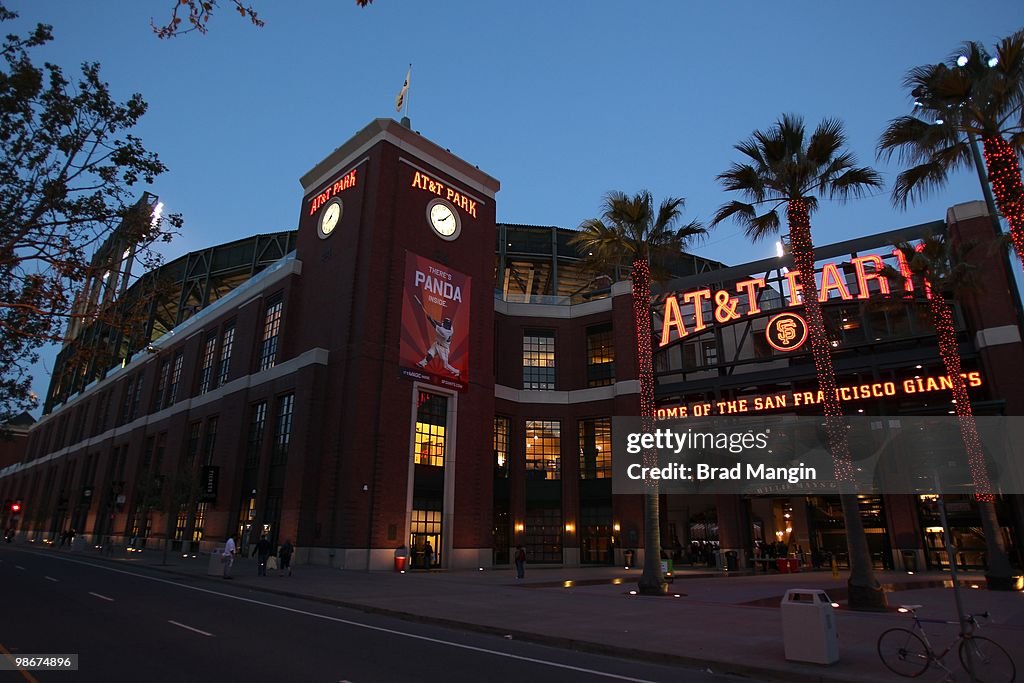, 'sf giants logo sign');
765,312,808,352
